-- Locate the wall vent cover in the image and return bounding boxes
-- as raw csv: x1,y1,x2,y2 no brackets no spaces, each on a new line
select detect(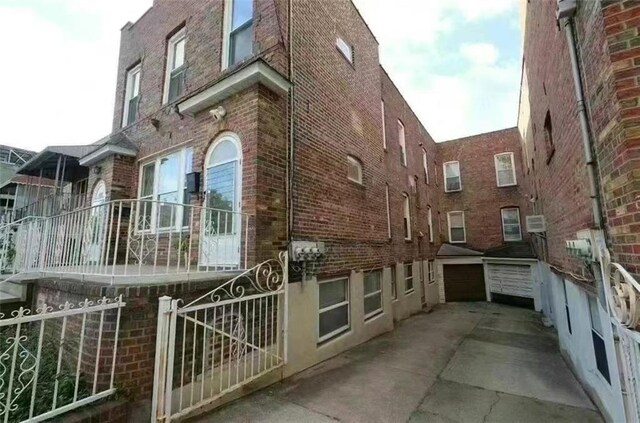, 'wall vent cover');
526,215,546,233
